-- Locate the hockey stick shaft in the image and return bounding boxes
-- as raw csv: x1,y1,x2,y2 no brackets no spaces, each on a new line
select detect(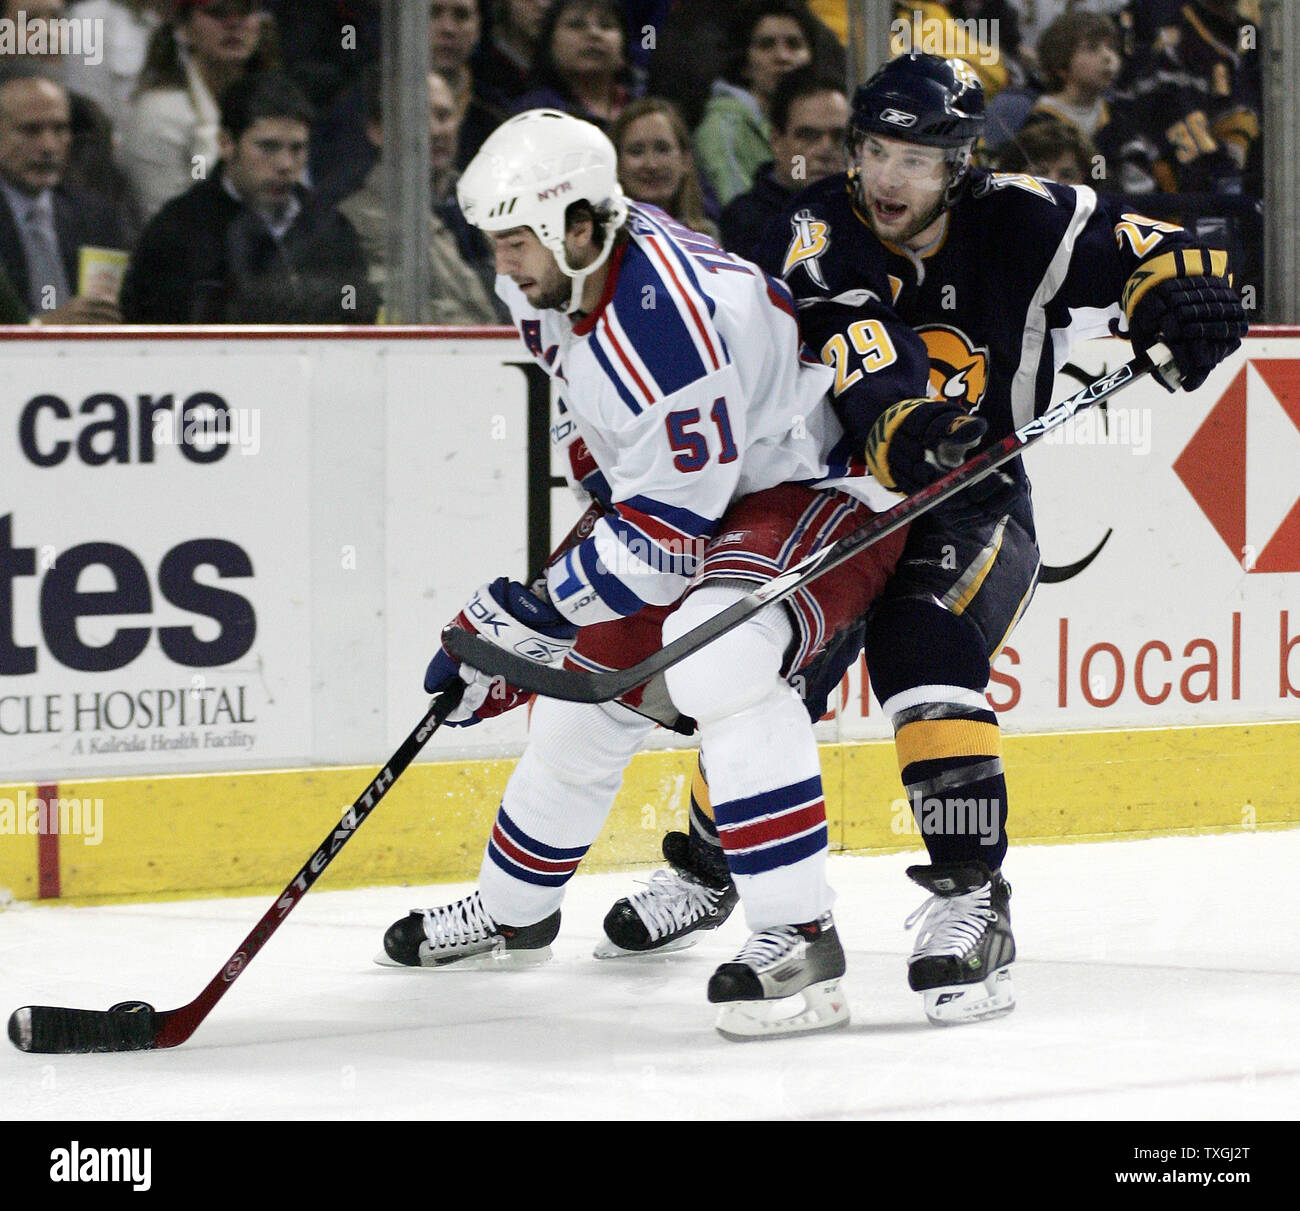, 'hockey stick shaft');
444,346,1171,703
8,682,465,1054
8,506,611,1054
